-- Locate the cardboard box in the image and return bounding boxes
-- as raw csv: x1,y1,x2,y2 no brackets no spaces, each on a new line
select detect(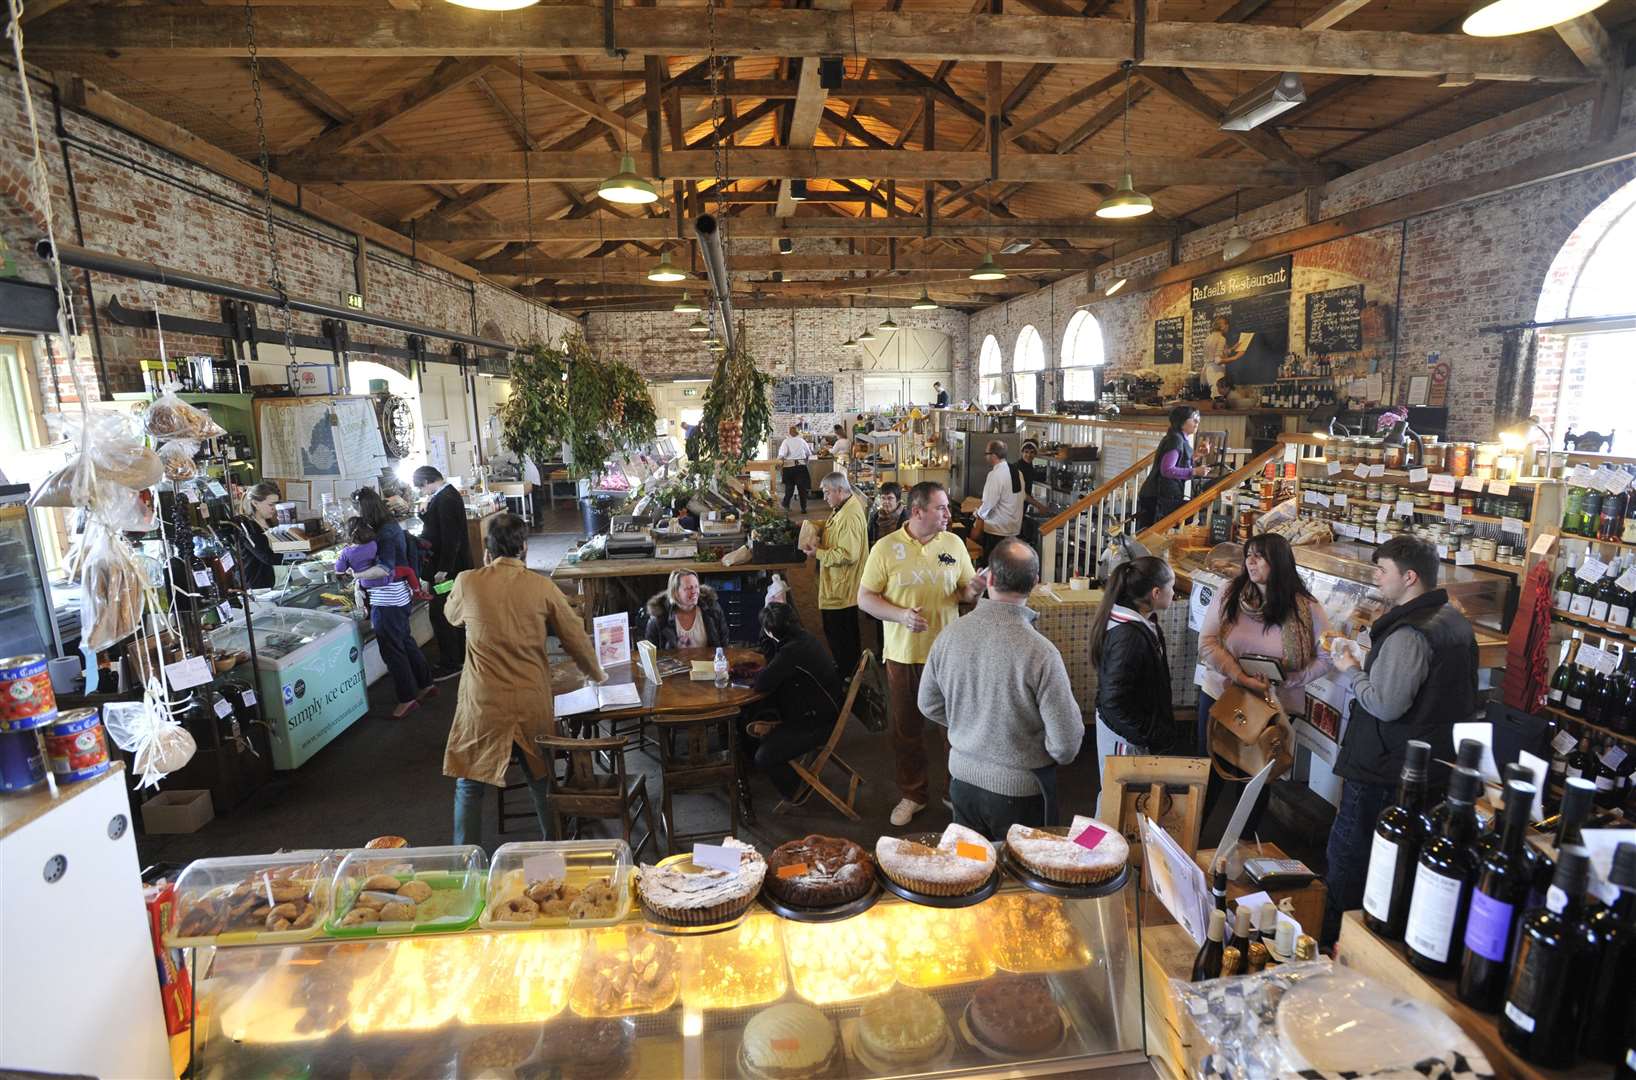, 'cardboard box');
141,789,215,834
